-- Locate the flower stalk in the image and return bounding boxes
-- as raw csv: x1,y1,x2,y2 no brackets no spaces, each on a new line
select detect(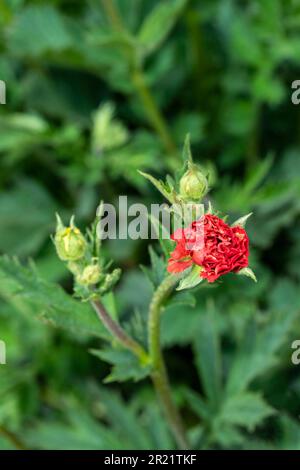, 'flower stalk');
148,275,189,449
91,299,148,362
131,69,177,158
101,0,177,161
92,274,190,450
